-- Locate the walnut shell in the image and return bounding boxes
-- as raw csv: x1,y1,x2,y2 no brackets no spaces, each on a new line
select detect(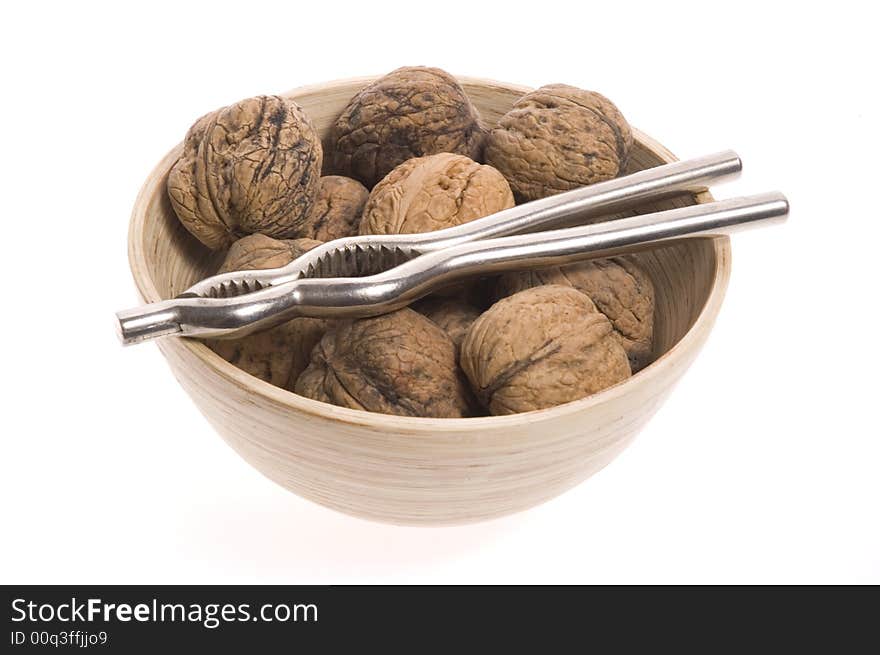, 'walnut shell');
207,233,326,389
295,308,475,418
168,95,323,250
412,297,482,355
329,67,486,188
208,318,327,391
299,176,369,241
359,153,514,235
485,84,632,201
217,233,321,274
460,286,631,415
493,257,655,371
